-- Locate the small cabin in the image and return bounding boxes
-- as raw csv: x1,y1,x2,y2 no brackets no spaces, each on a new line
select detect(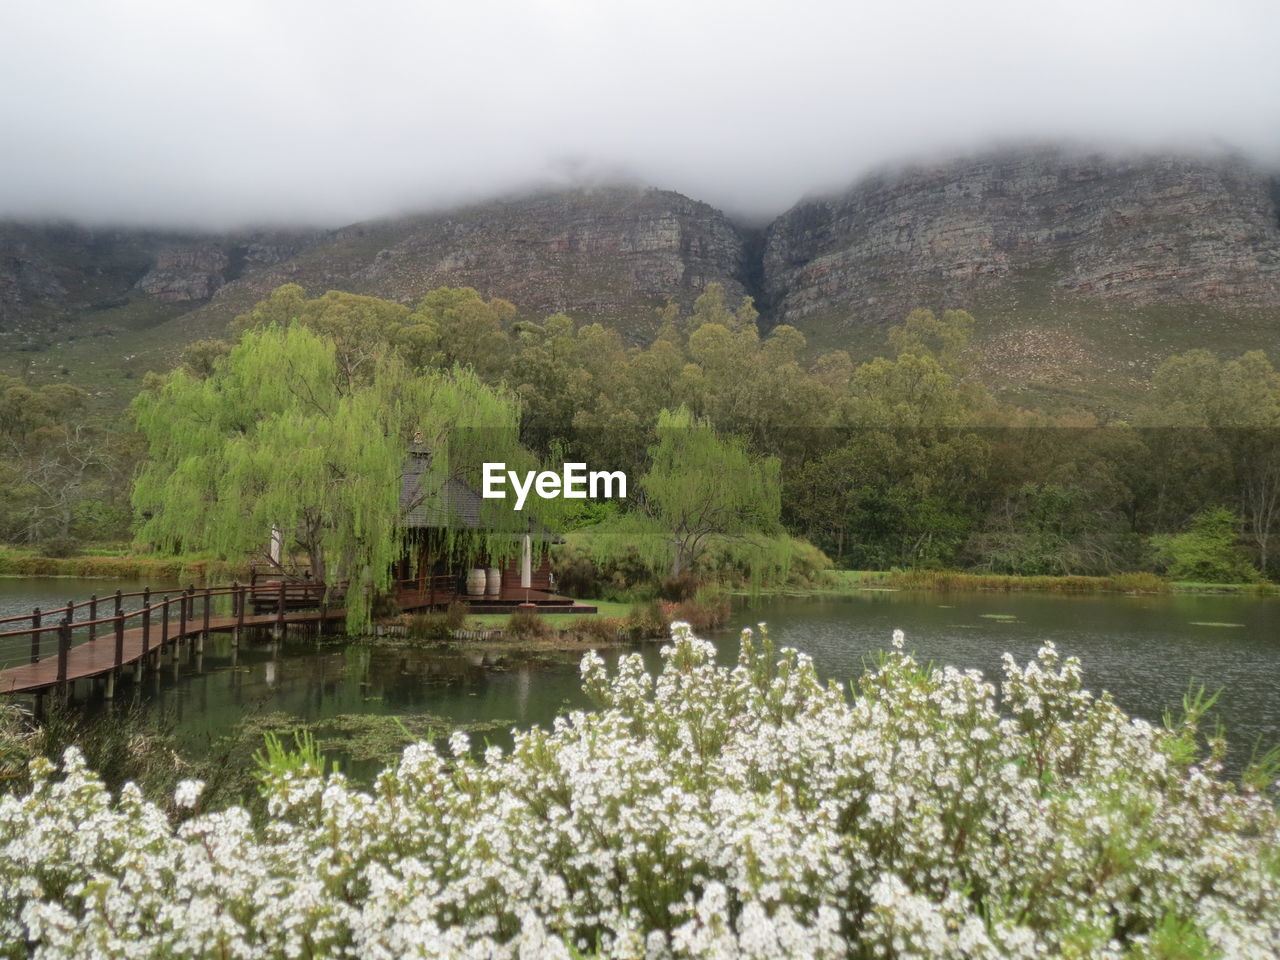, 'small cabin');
396,450,585,613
